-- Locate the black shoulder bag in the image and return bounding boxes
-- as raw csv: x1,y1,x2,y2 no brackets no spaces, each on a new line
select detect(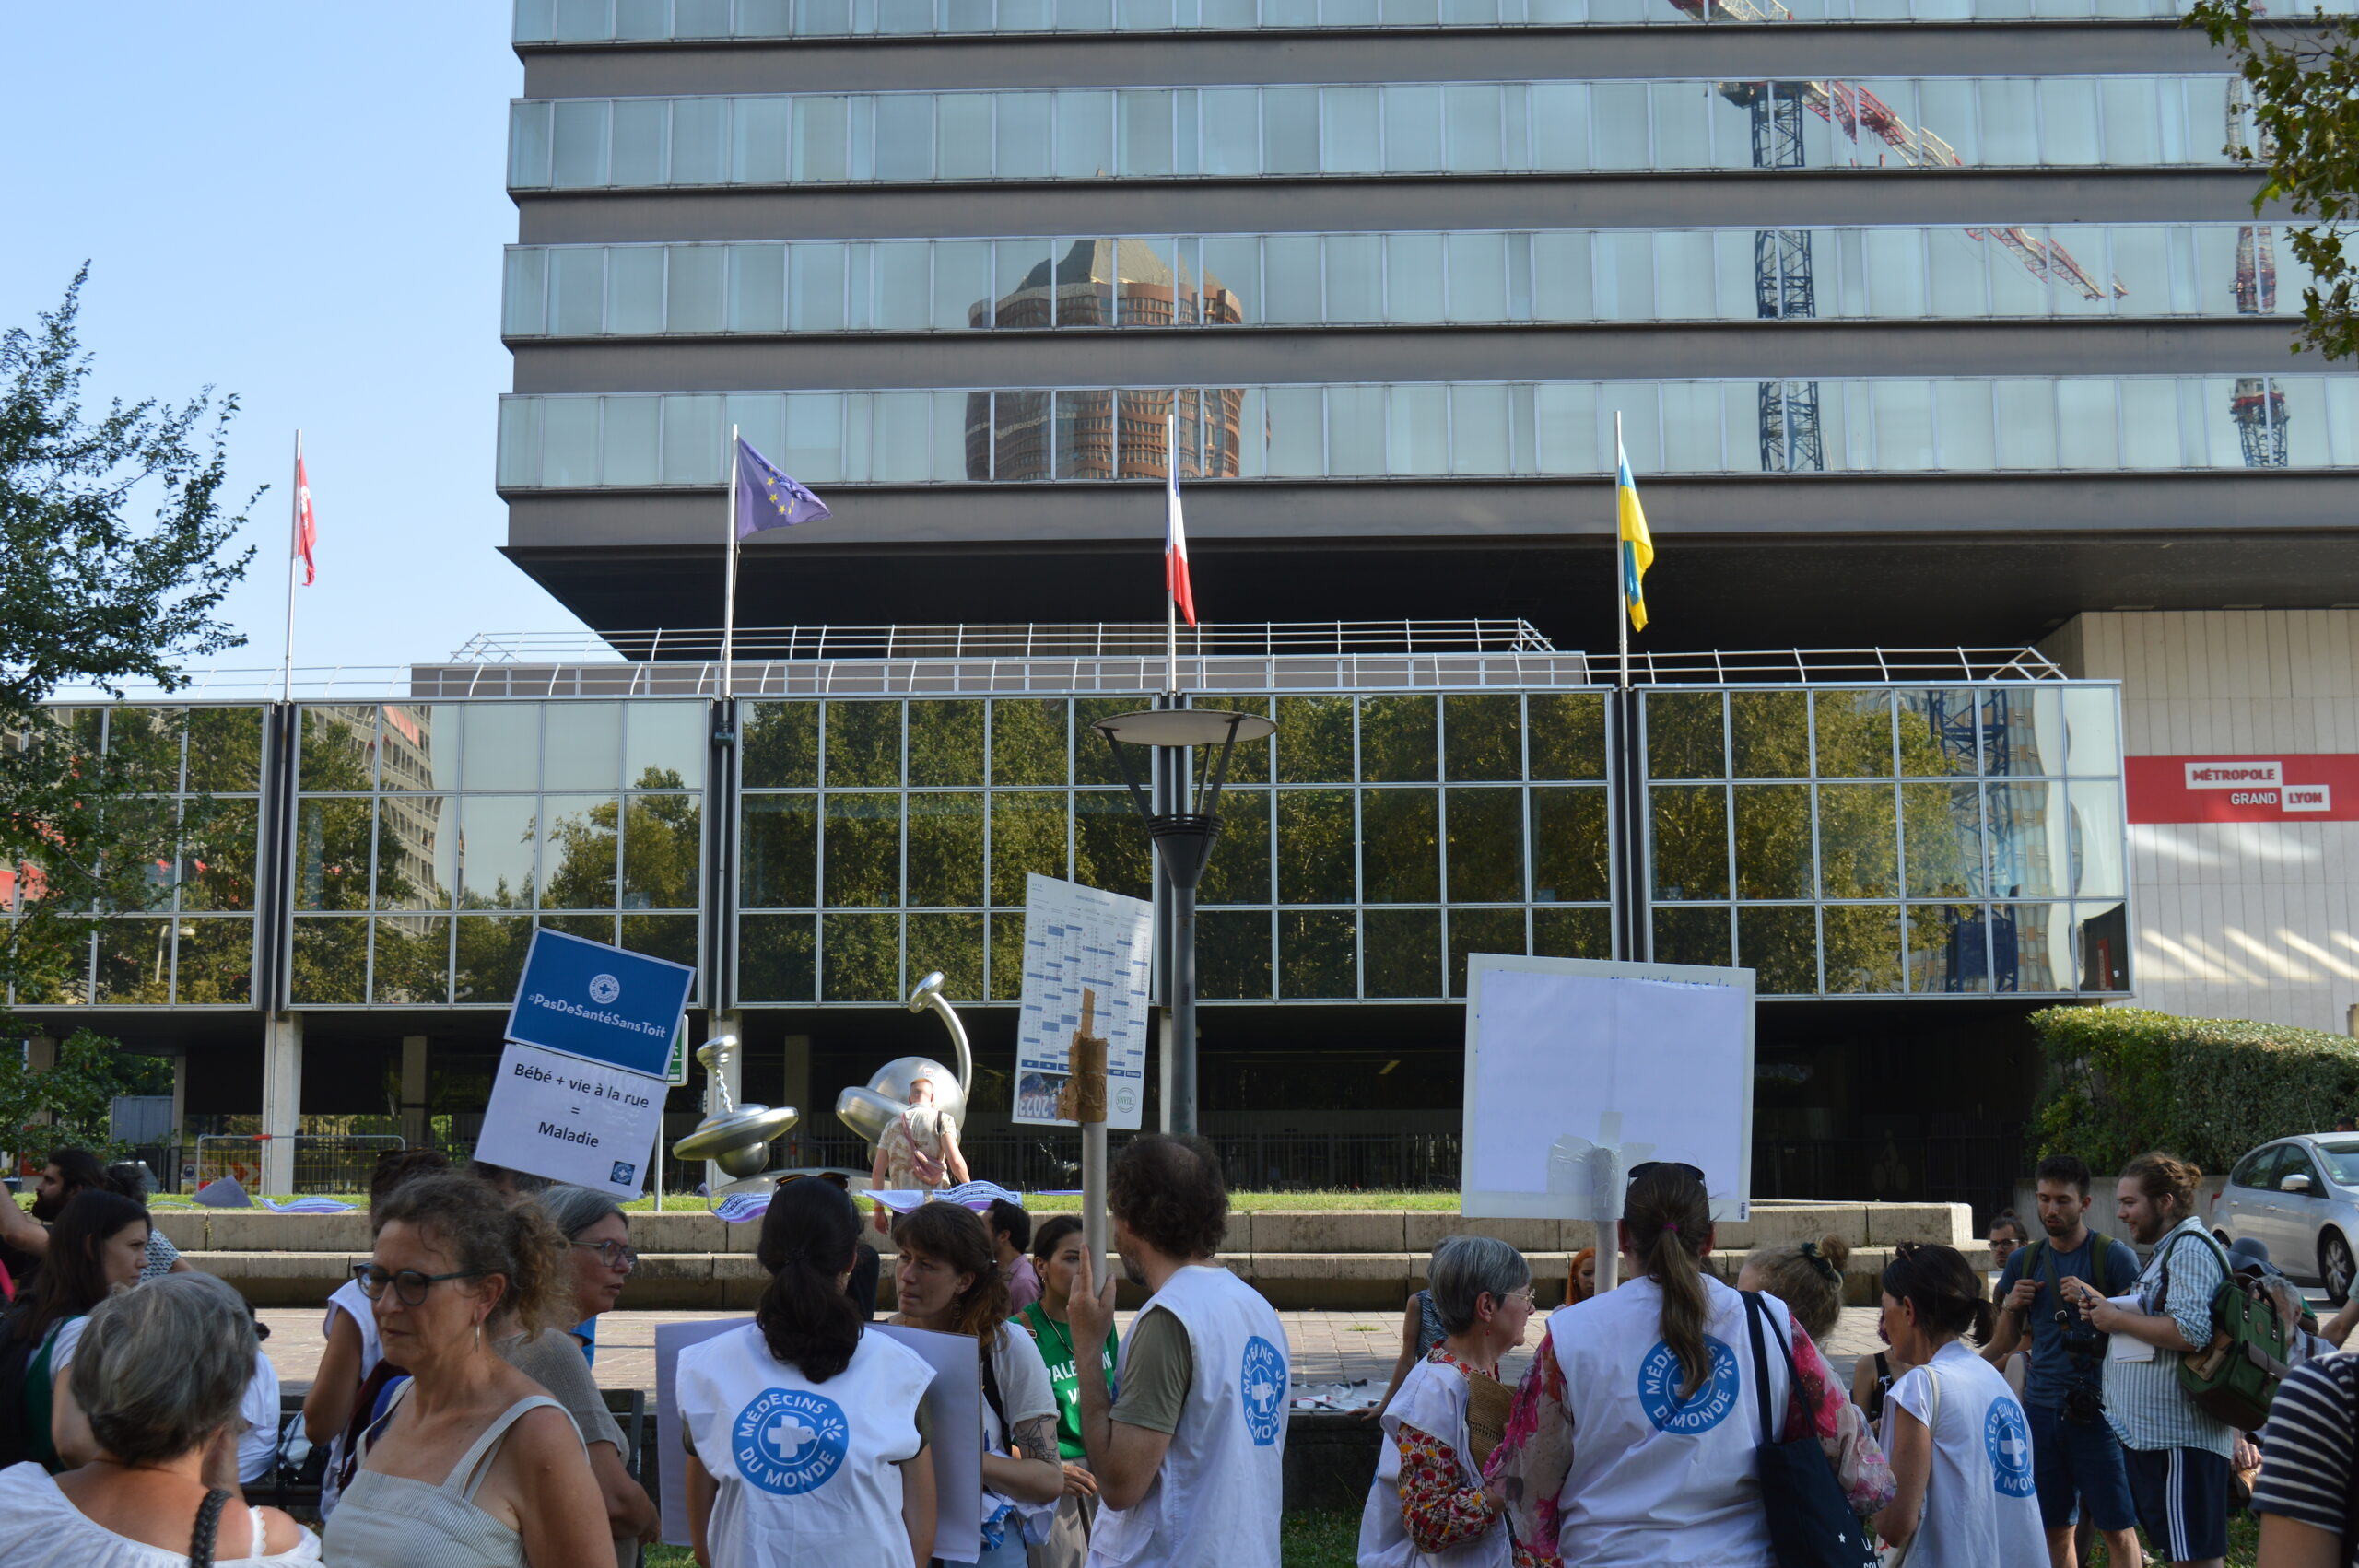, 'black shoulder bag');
1742,1291,1881,1568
